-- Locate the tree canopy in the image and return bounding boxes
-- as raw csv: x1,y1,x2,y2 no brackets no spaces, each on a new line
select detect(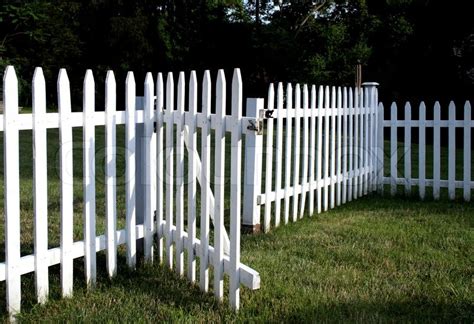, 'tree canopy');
1,0,472,107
